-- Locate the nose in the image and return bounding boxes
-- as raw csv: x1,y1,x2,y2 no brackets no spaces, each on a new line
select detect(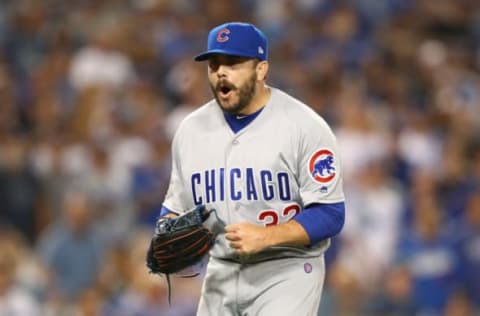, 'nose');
216,64,228,78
